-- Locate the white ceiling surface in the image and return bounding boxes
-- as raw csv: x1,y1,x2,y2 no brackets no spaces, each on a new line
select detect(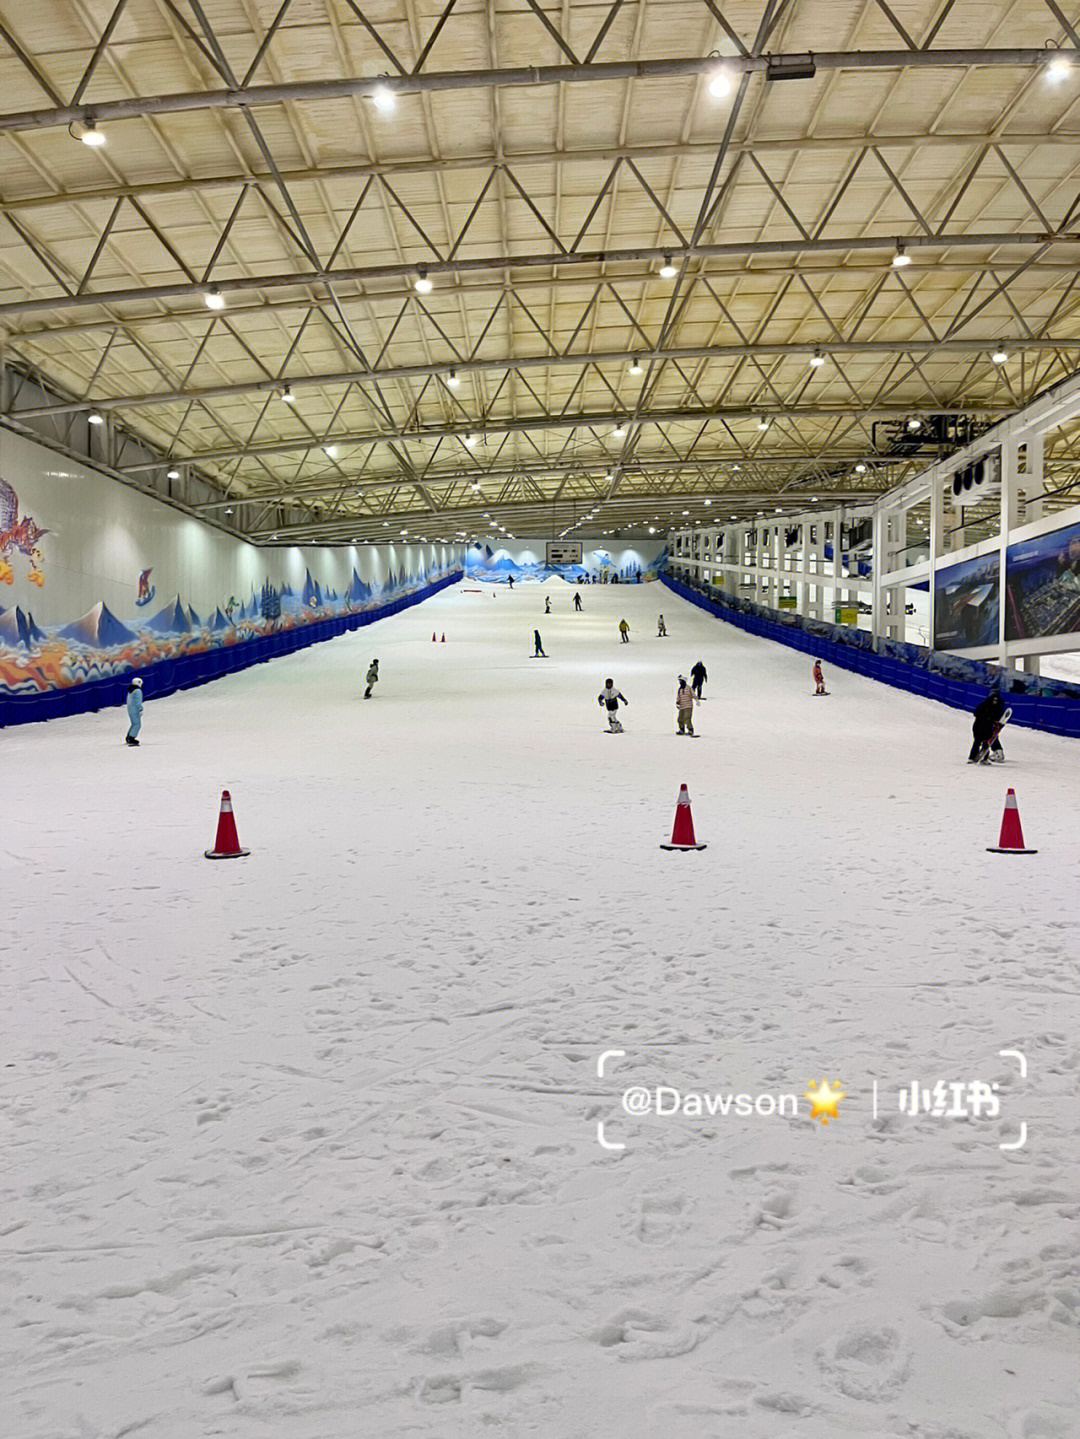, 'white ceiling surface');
3,1,1080,539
